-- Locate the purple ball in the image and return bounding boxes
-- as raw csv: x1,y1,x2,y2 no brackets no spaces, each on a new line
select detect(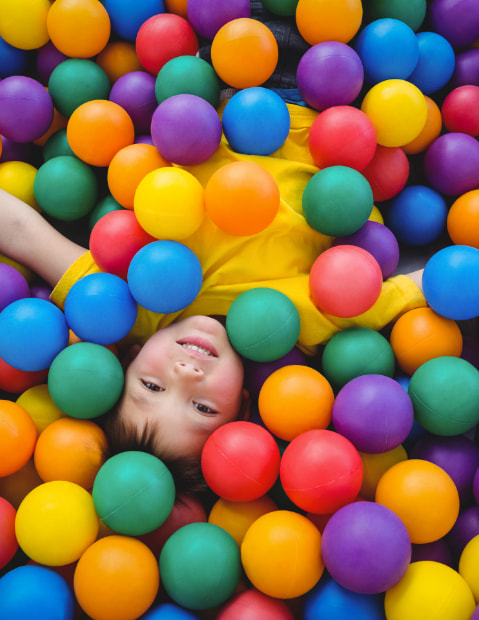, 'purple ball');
0,264,30,312
473,467,479,505
333,220,400,279
332,374,414,453
0,76,54,143
321,501,411,594
151,94,222,166
411,434,479,505
109,71,157,134
411,539,454,567
243,347,307,398
0,136,32,164
447,505,479,562
135,134,155,146
462,336,479,370
428,0,479,49
452,48,479,88
297,41,364,111
472,606,479,620
30,283,52,302
187,0,250,40
424,133,479,196
36,42,68,85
